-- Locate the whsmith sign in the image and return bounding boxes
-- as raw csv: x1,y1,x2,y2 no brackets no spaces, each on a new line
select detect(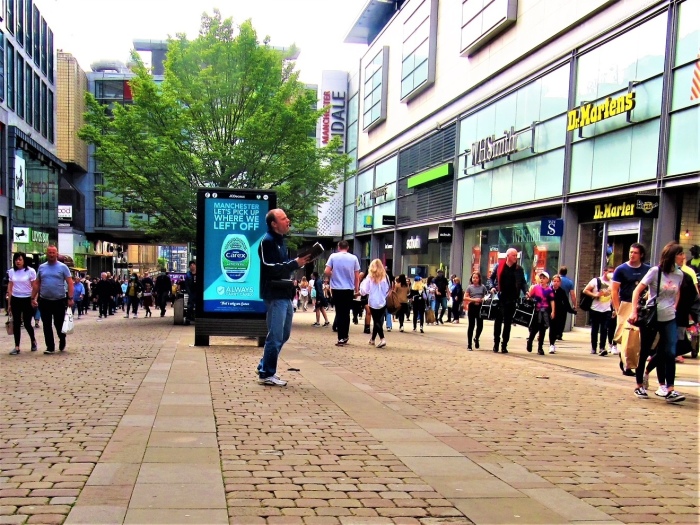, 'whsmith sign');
584,195,659,222
567,92,636,132
470,125,532,166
